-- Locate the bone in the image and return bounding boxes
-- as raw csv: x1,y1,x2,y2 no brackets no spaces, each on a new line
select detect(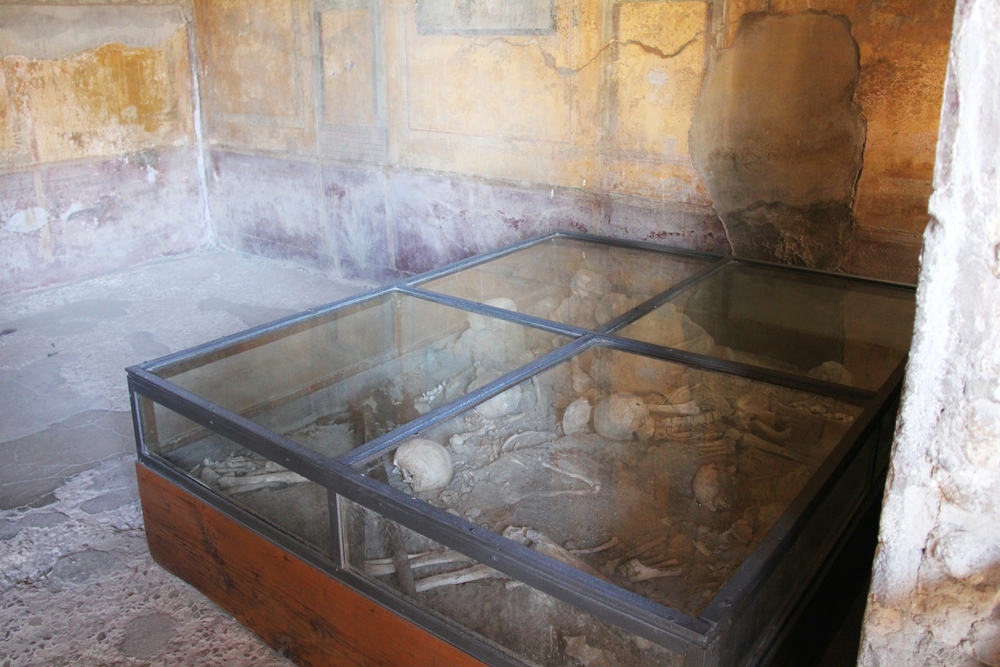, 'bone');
692,463,728,512
216,470,308,490
503,526,609,581
539,461,601,490
657,410,722,434
365,549,473,577
567,536,620,555
501,430,557,453
741,433,814,465
623,559,682,582
468,371,522,419
506,488,599,503
414,564,504,592
561,397,592,435
752,419,791,441
647,401,700,416
627,535,668,559
393,438,453,492
593,393,653,441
